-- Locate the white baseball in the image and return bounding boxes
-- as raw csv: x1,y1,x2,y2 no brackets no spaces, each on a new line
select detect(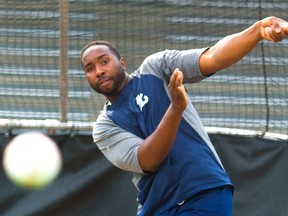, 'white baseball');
2,132,62,189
